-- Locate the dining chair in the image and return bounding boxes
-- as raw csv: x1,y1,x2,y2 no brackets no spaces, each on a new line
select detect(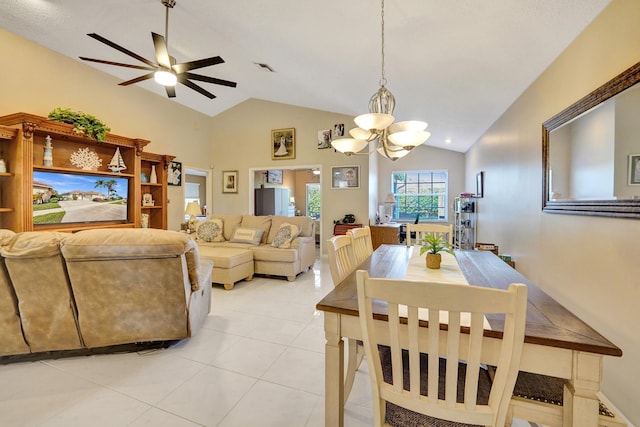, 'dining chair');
356,270,528,427
406,223,454,246
326,235,365,403
347,226,374,265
